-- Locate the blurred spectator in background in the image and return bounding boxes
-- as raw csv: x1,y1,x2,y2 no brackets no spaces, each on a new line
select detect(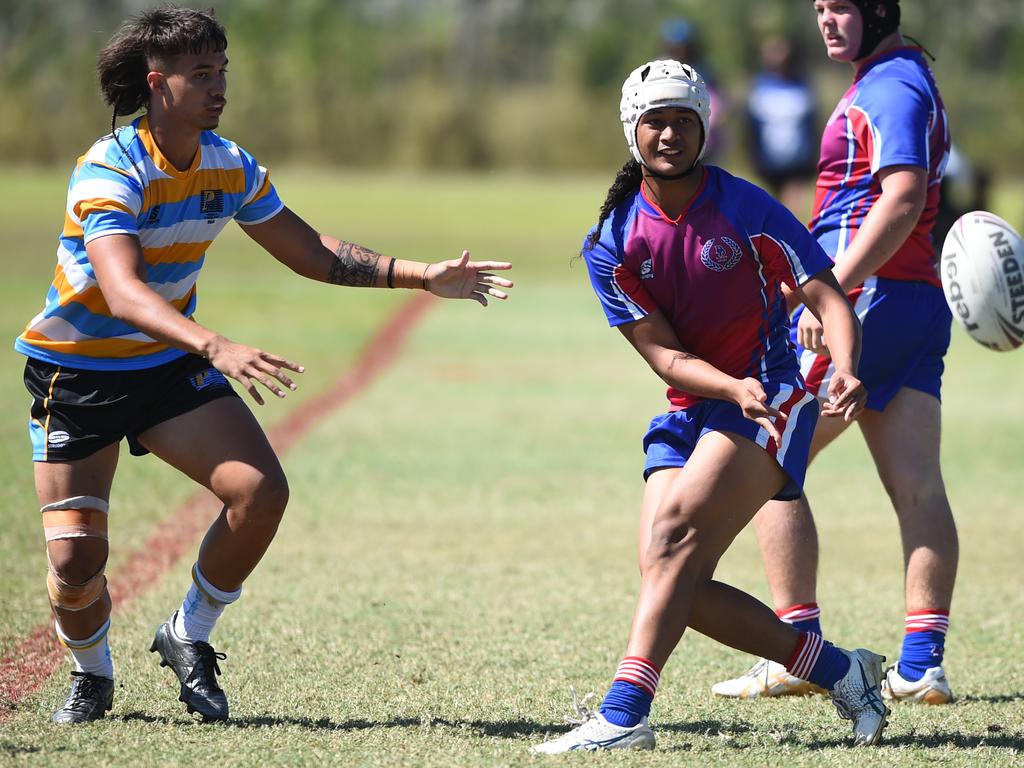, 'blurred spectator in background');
933,144,993,247
661,17,728,161
746,35,818,218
